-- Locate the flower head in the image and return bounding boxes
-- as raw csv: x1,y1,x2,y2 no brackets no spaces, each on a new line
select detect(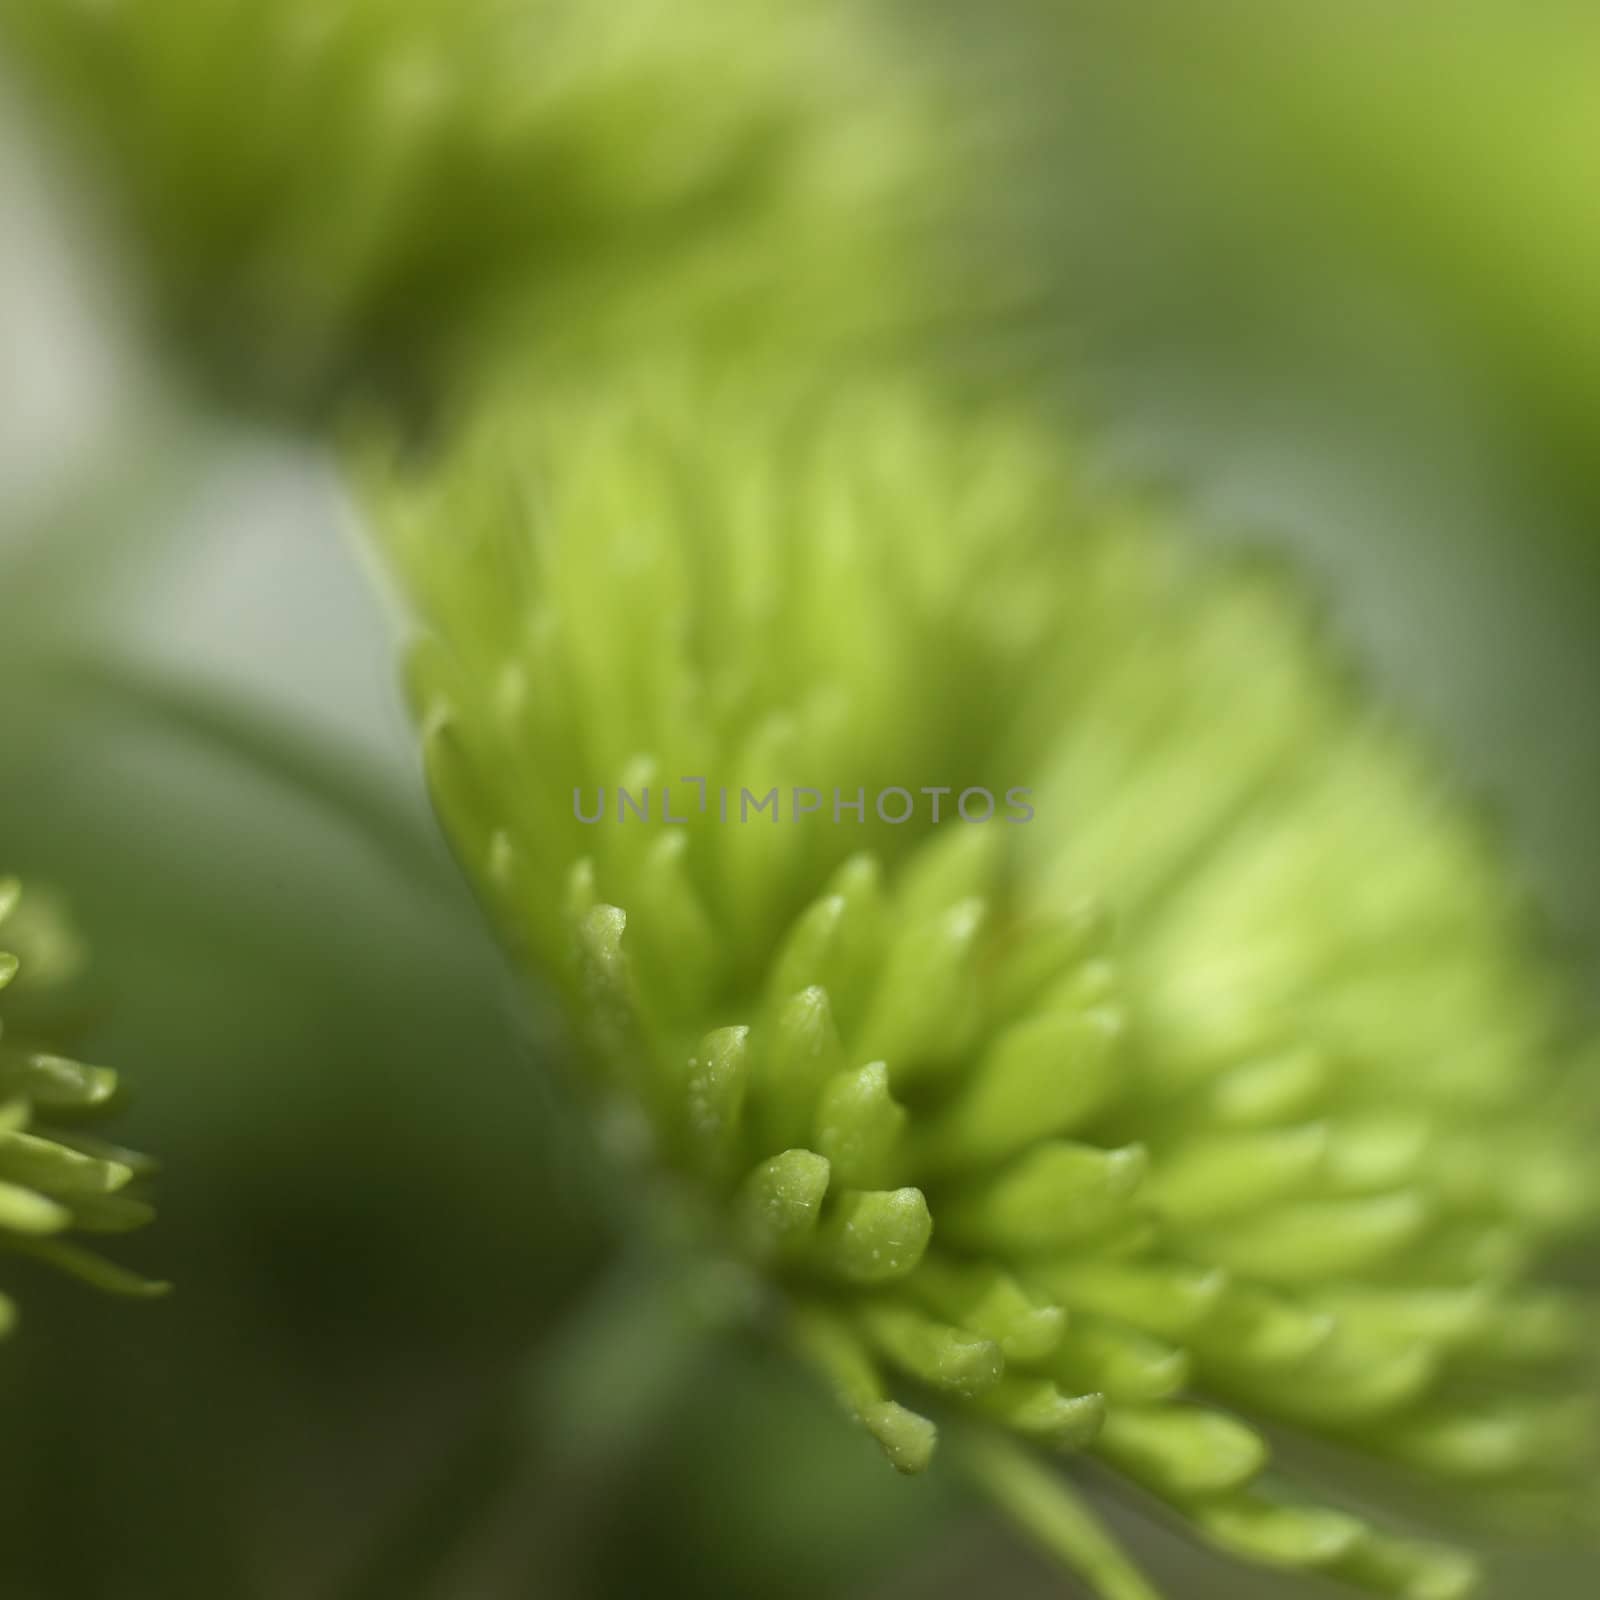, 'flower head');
375,370,1599,1598
4,0,925,417
0,876,163,1333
